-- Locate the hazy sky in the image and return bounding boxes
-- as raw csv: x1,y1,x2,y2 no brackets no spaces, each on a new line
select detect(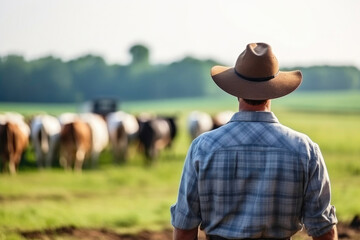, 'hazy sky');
1,0,359,68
